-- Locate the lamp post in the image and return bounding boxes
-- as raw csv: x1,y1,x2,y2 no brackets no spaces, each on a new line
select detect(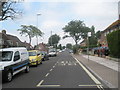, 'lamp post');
51,31,52,46
36,13,41,45
87,32,91,61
